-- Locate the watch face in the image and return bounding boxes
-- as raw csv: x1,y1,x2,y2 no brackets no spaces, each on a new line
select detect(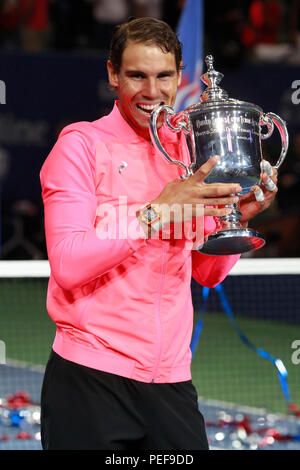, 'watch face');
145,207,158,222
140,205,160,225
